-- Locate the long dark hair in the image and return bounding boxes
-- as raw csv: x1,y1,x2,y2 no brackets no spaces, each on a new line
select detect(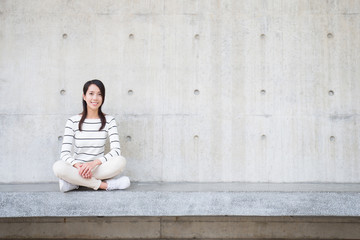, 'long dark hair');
79,79,106,131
